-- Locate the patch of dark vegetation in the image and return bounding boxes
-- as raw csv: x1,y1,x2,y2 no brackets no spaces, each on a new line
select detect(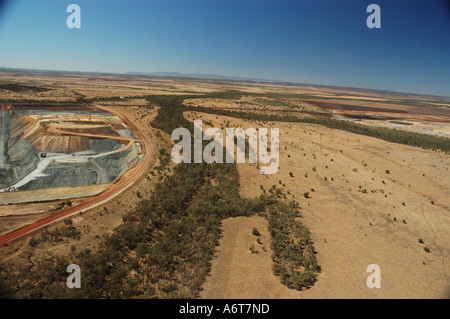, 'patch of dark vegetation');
344,114,394,121
308,101,408,113
389,120,413,126
269,202,318,290
0,83,51,93
28,219,81,248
